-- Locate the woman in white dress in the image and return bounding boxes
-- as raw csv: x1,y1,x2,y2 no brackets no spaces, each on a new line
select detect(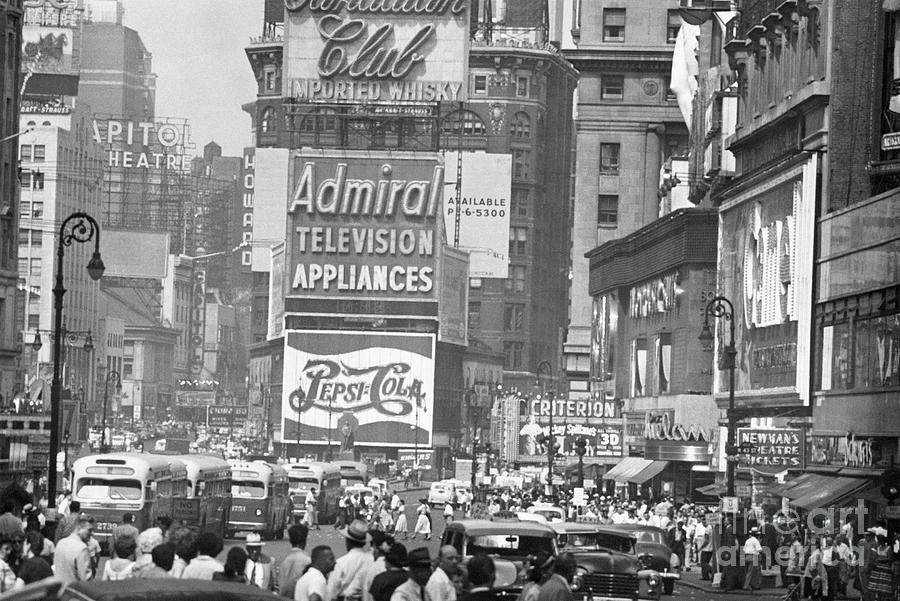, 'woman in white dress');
411,499,431,540
393,501,409,539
